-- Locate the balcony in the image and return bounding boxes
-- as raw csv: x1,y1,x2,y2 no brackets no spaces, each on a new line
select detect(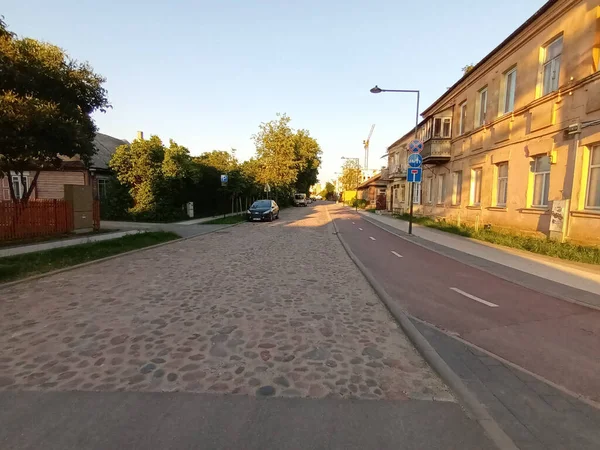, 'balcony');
422,138,451,164
388,164,407,179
